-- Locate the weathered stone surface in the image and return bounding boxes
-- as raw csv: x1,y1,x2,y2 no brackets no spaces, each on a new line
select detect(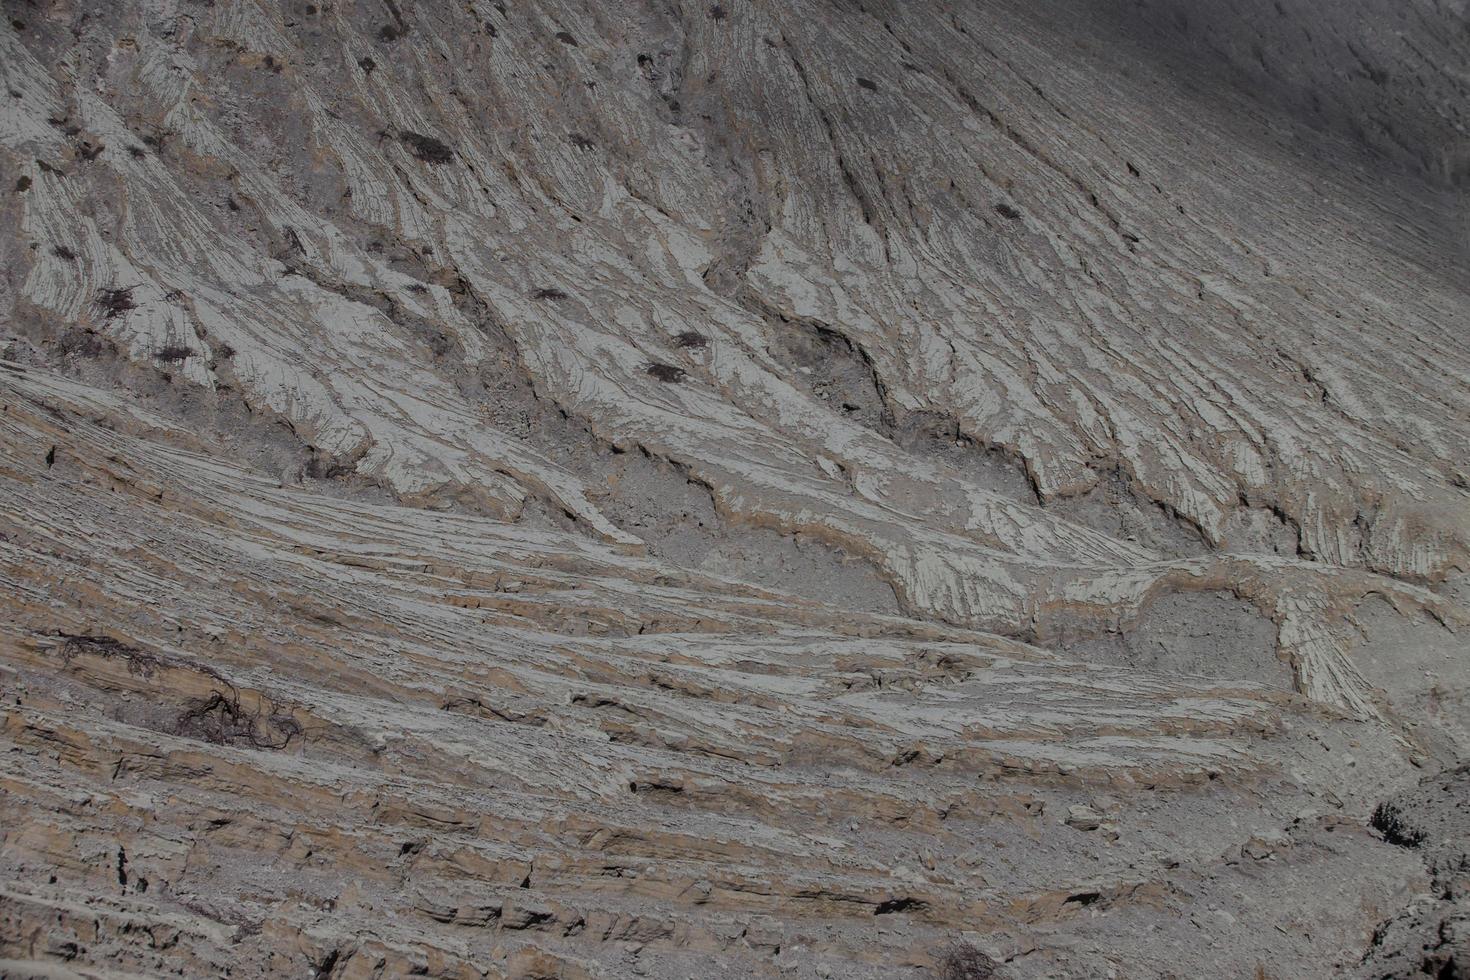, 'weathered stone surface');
0,1,1466,977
